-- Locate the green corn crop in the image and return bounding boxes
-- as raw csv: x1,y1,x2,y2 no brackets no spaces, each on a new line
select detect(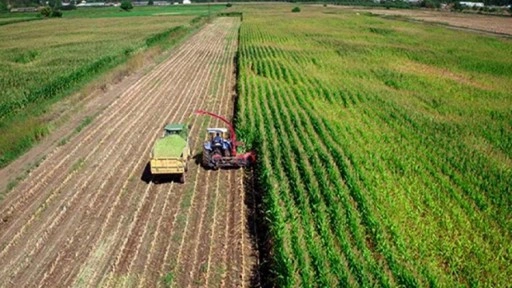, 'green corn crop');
235,5,512,287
